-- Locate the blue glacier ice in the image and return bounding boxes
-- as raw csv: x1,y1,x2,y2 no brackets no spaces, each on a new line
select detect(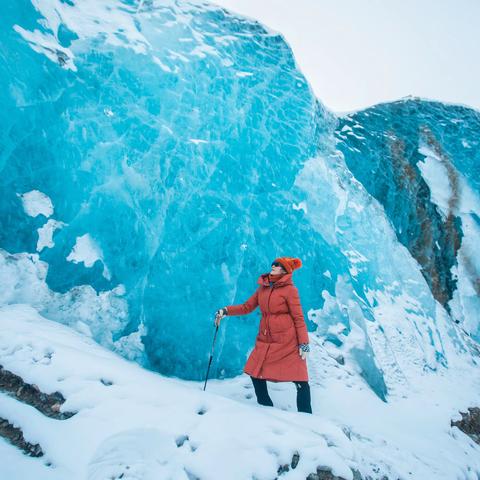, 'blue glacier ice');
336,101,480,308
1,0,479,400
